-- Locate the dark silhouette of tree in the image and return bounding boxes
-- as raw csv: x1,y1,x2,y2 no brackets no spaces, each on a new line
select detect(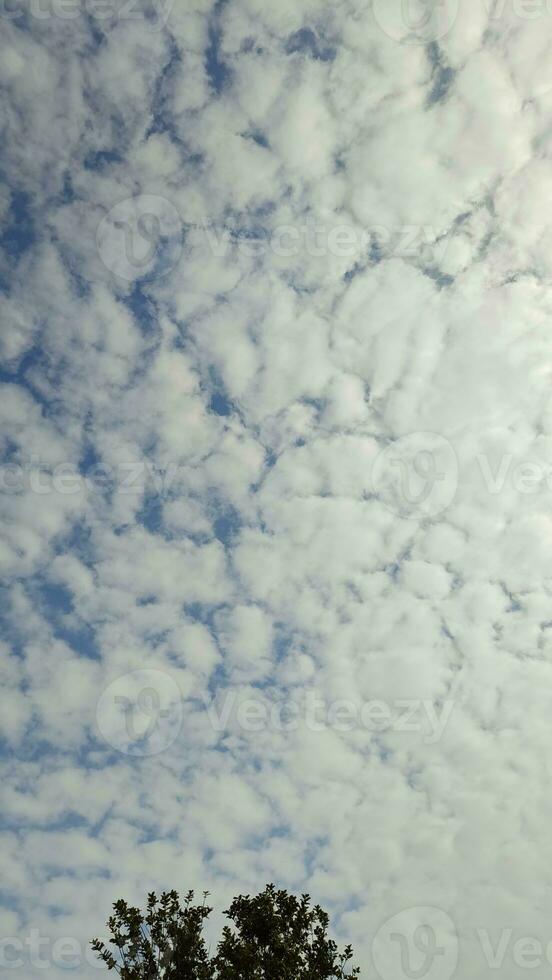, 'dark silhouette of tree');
91,890,212,979
91,883,359,980
214,884,359,980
